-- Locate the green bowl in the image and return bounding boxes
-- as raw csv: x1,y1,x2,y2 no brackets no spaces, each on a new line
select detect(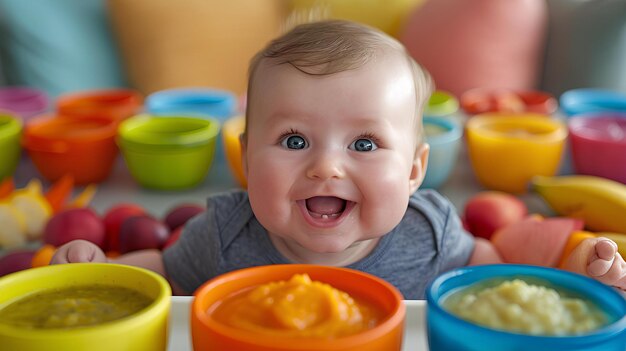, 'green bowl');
117,115,220,190
120,144,217,190
0,113,23,180
118,114,220,150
